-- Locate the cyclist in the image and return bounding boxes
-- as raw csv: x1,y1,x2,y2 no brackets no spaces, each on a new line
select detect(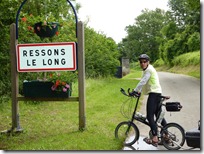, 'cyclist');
129,54,167,147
